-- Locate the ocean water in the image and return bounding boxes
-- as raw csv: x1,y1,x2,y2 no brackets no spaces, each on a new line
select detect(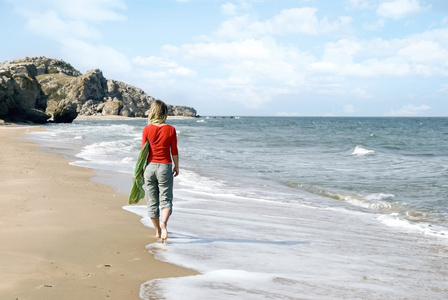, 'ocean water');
28,117,448,299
